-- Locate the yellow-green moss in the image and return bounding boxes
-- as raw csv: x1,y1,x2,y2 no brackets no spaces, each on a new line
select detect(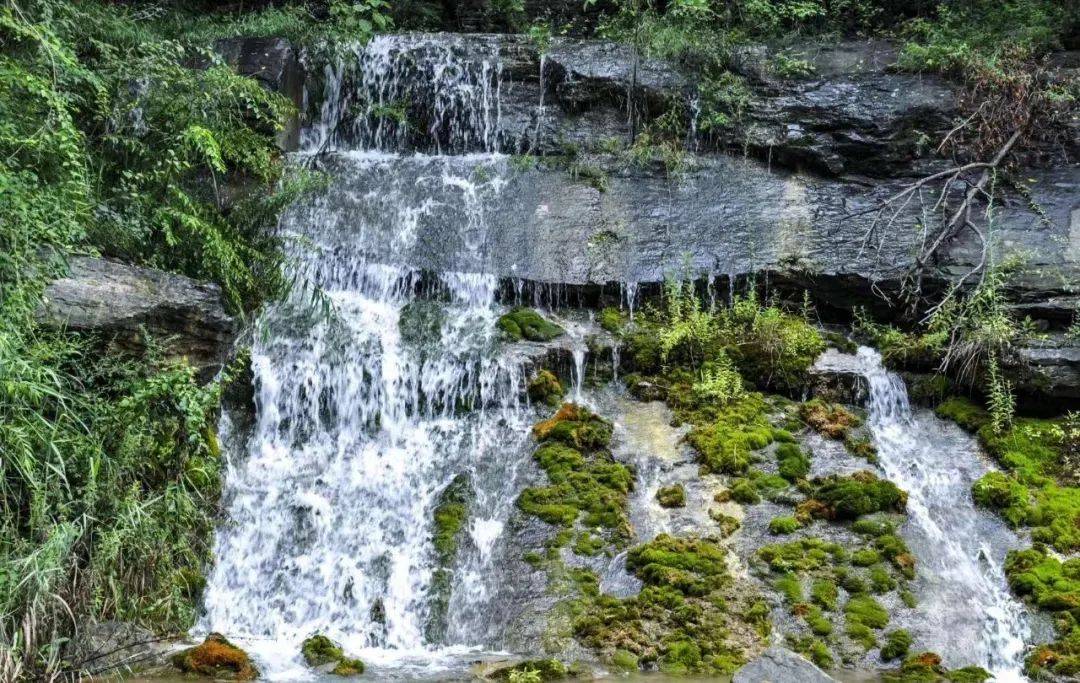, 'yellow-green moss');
527,370,564,408
656,484,686,508
1004,548,1080,677
172,633,258,680
799,399,861,439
